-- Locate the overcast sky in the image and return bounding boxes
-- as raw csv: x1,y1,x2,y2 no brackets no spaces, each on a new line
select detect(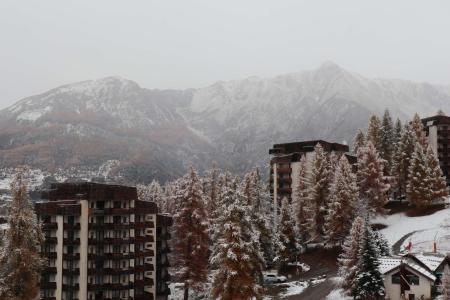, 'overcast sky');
1,0,450,109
